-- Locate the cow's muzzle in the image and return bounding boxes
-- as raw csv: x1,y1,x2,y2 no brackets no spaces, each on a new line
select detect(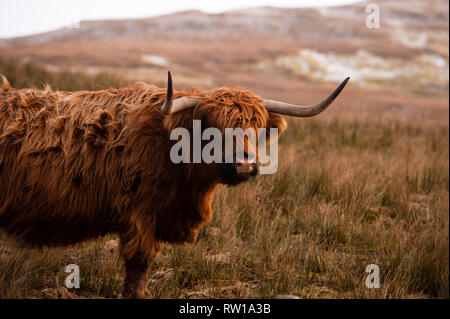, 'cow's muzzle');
235,162,258,177
221,155,258,186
